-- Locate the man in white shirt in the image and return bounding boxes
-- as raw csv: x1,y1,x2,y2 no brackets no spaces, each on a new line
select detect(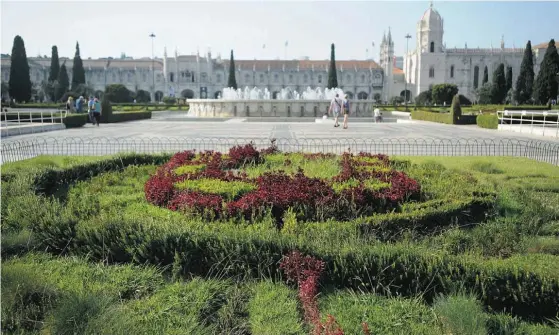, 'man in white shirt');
374,108,382,123
328,94,343,127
